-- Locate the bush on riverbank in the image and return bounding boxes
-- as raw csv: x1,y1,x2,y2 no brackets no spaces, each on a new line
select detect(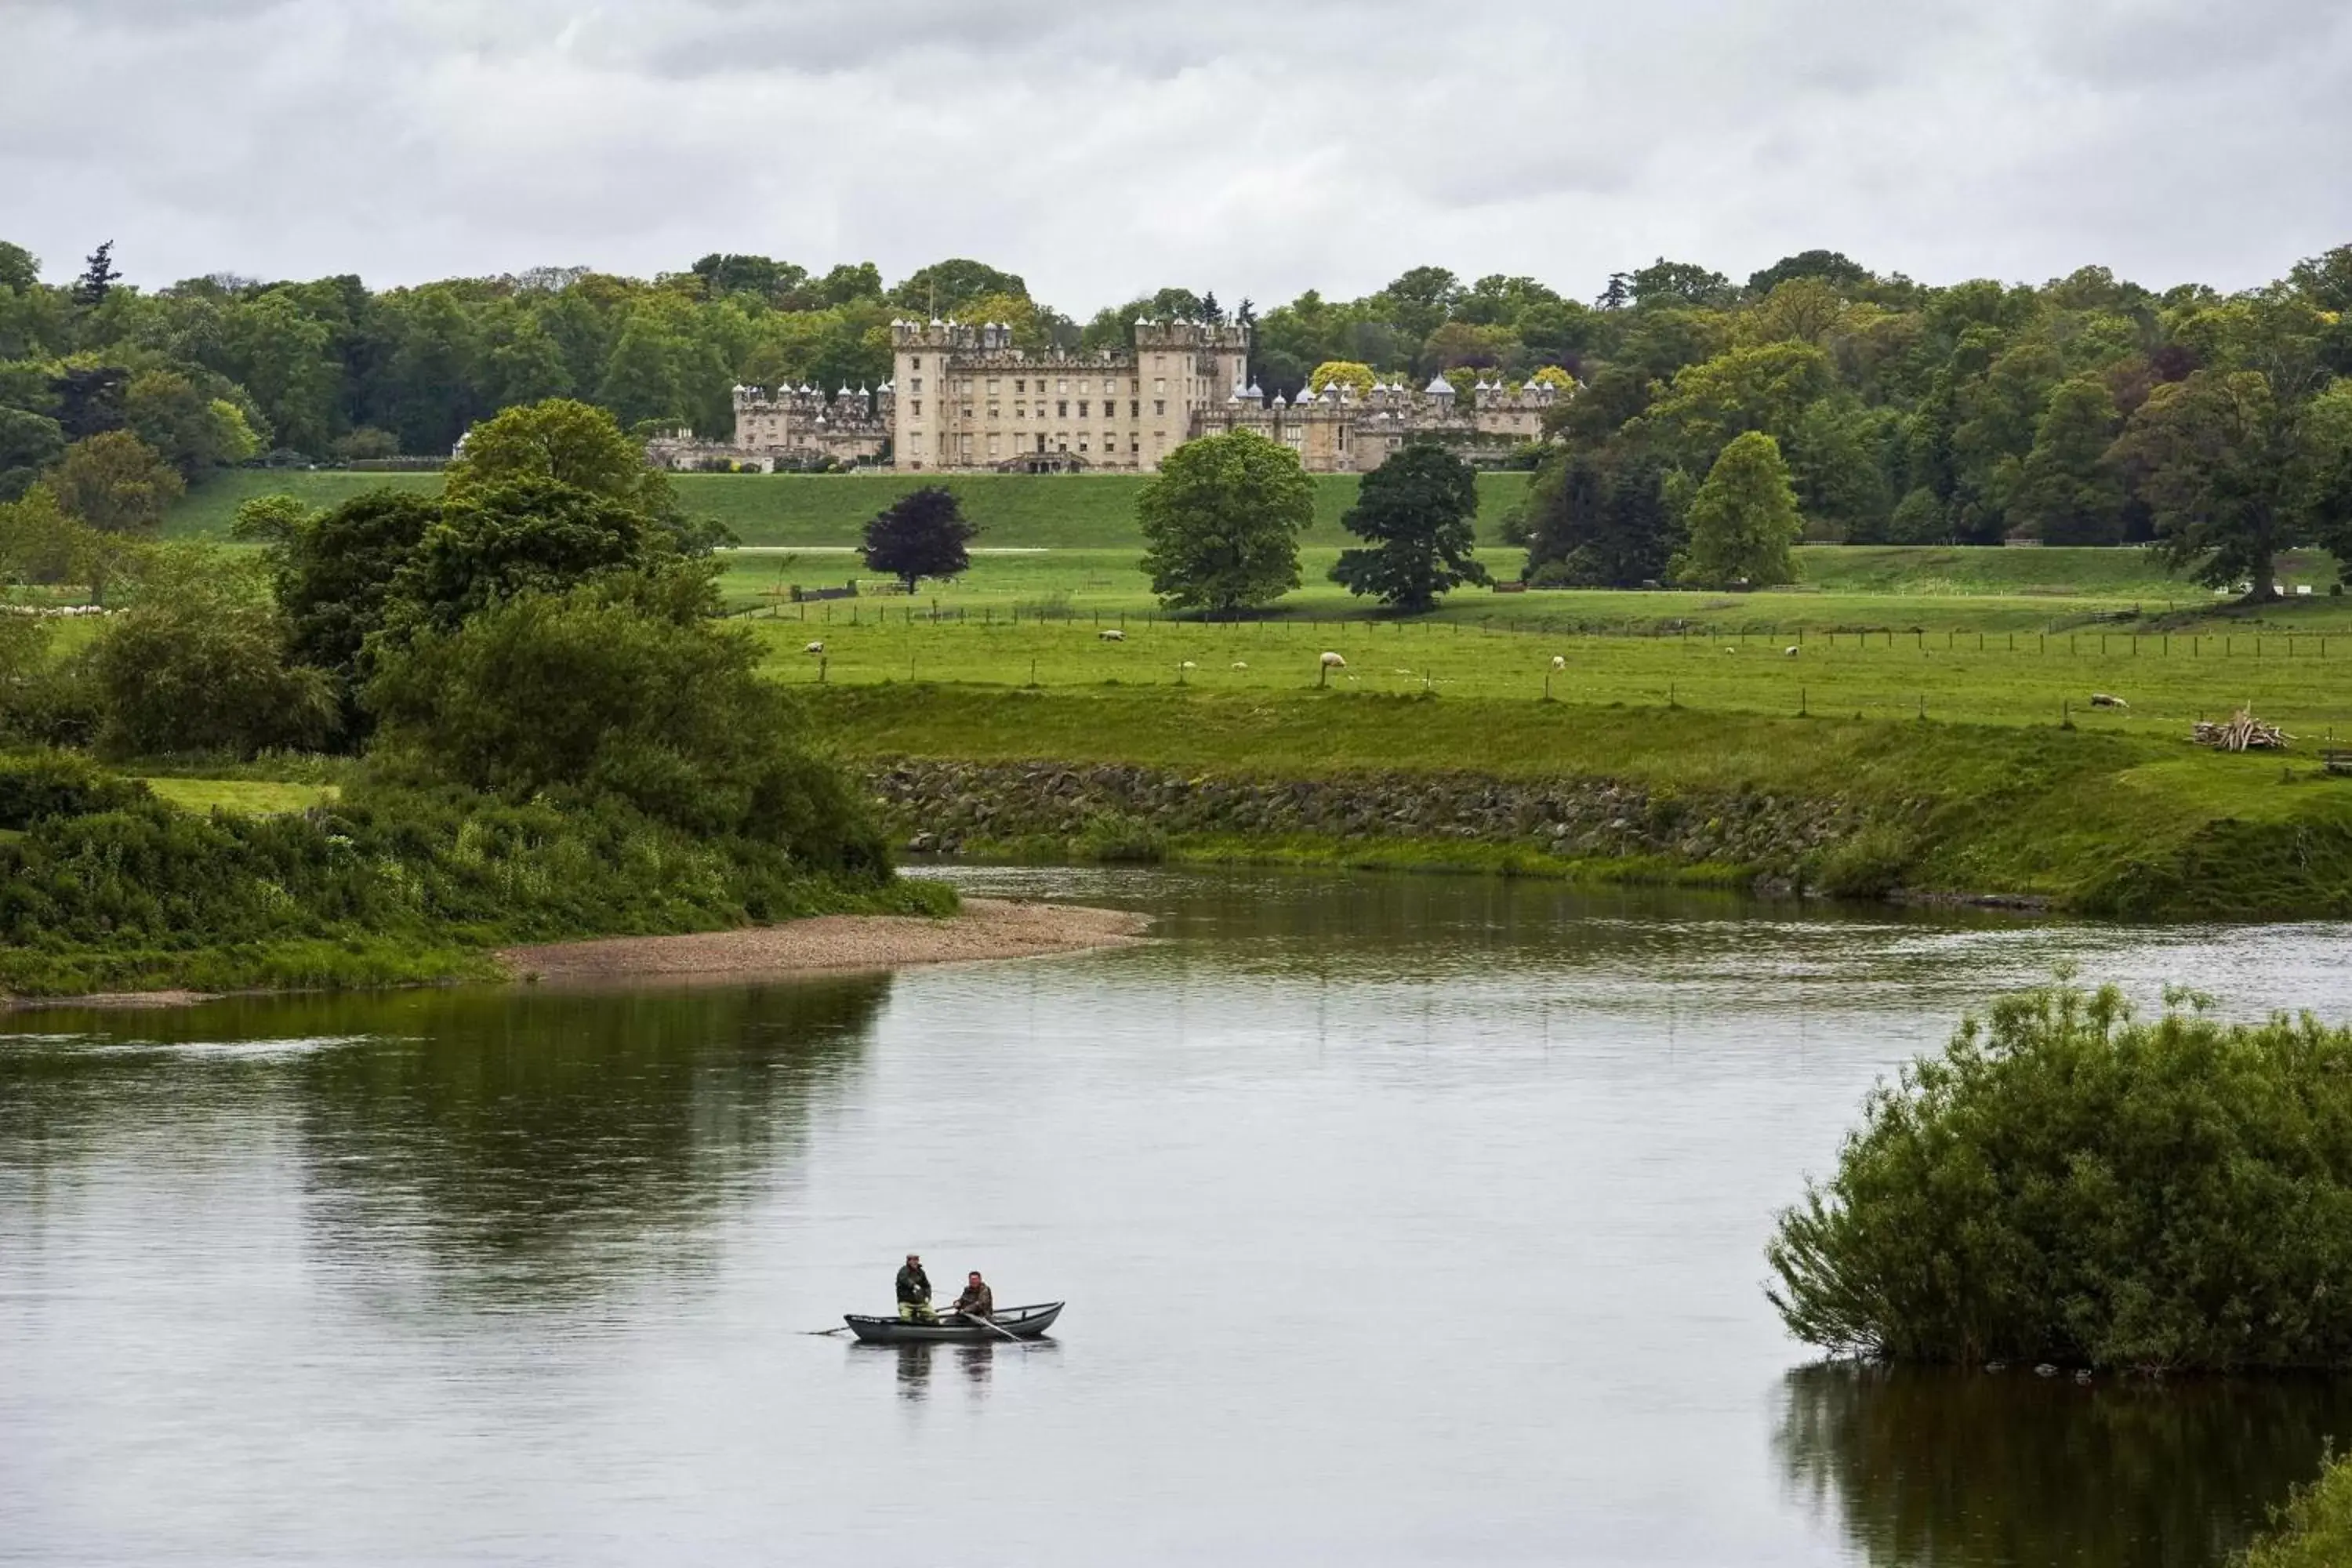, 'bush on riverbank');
1769,980,2352,1370
2241,1450,2352,1567
0,764,948,995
